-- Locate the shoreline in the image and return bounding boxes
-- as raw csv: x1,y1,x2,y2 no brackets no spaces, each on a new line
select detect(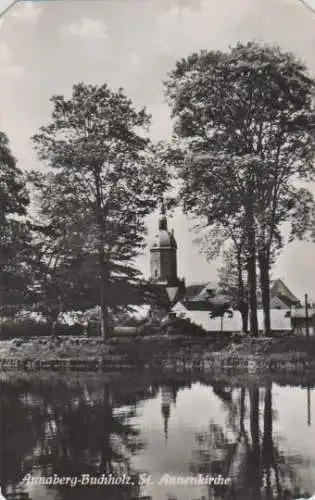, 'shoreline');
0,334,315,373
0,356,313,373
